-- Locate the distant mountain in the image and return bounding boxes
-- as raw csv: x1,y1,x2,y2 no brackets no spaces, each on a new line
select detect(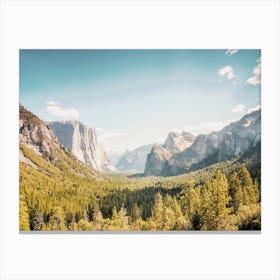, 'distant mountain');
144,109,261,176
48,121,114,172
107,150,128,166
144,131,196,176
19,104,104,180
116,144,154,172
